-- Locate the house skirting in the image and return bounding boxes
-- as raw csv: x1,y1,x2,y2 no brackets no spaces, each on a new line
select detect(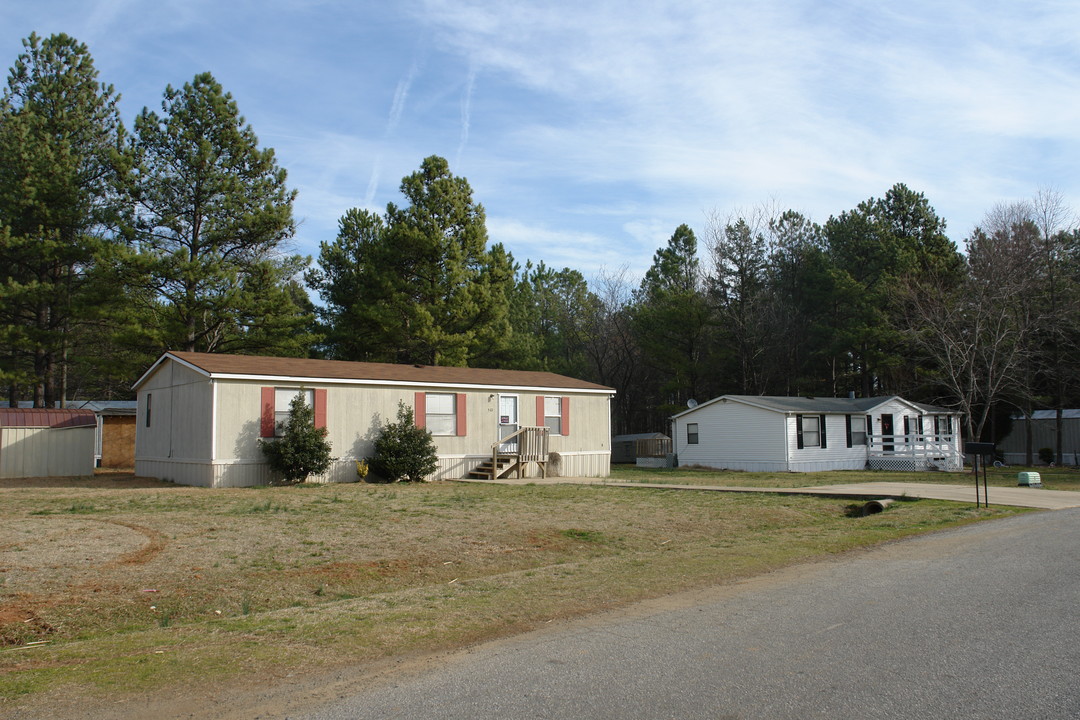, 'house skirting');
136,450,610,488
